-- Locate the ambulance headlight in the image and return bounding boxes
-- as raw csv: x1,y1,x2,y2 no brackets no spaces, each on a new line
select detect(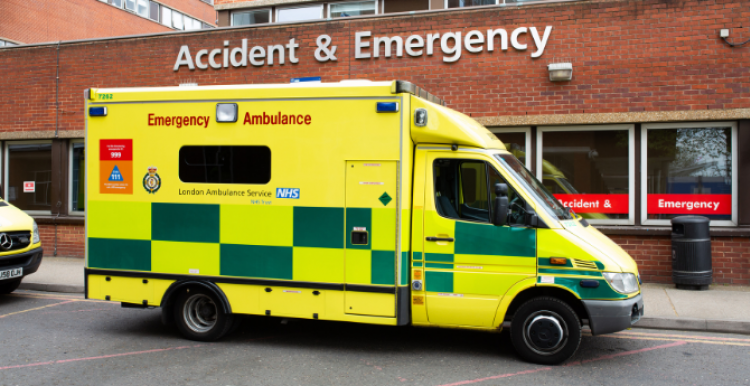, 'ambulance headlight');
32,221,40,244
216,103,238,123
602,272,639,294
